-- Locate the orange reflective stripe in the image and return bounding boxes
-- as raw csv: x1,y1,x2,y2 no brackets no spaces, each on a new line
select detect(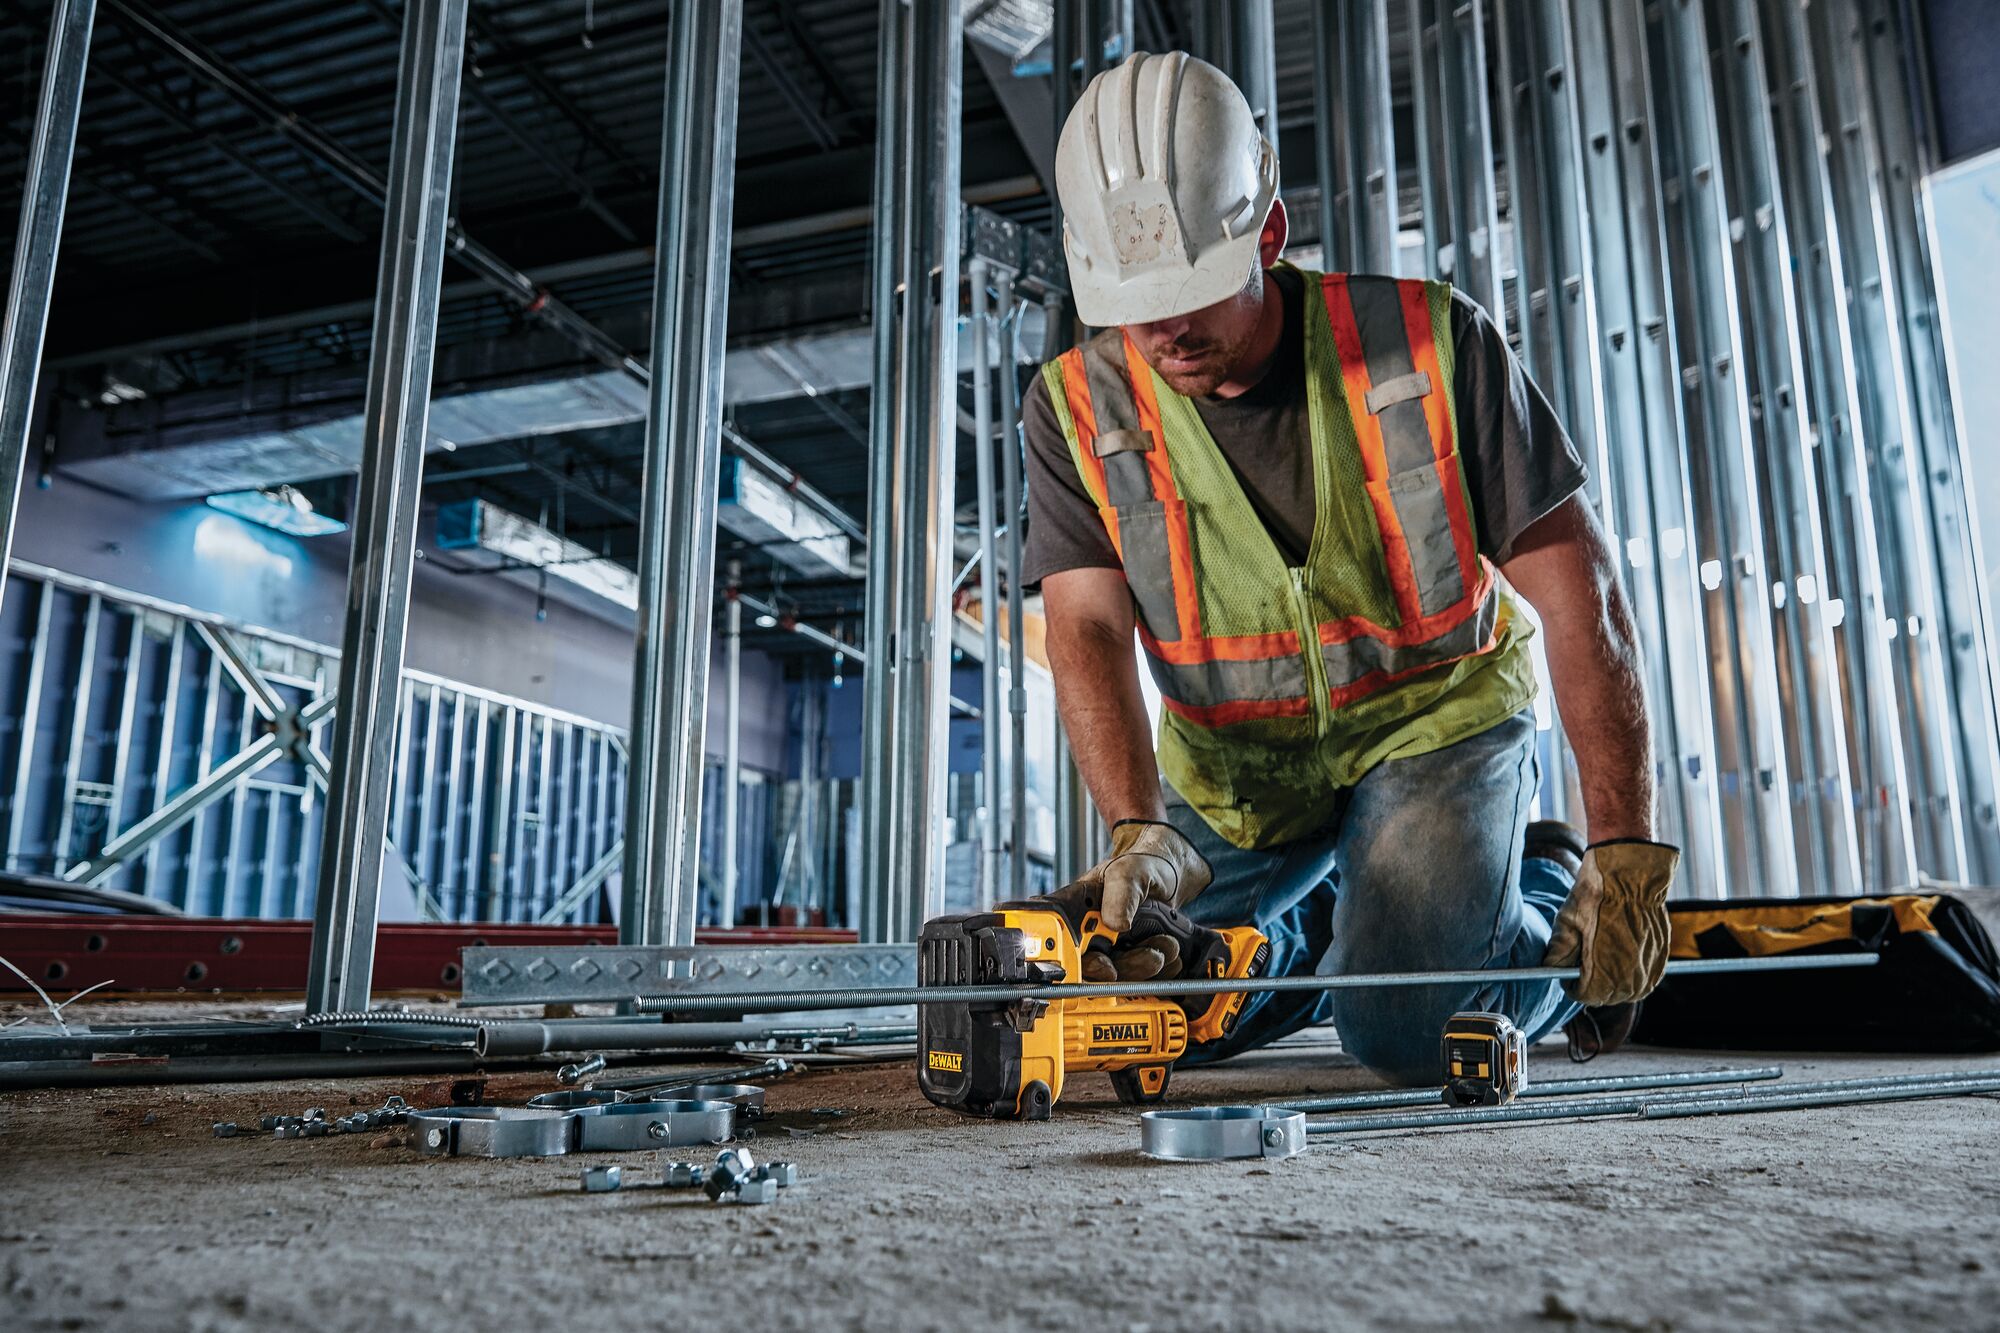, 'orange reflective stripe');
1122,336,1179,500
1322,275,1423,624
1099,505,1125,561
1140,624,1301,665
1161,695,1314,727
1399,283,1480,590
1059,349,1110,508
1122,336,1203,641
